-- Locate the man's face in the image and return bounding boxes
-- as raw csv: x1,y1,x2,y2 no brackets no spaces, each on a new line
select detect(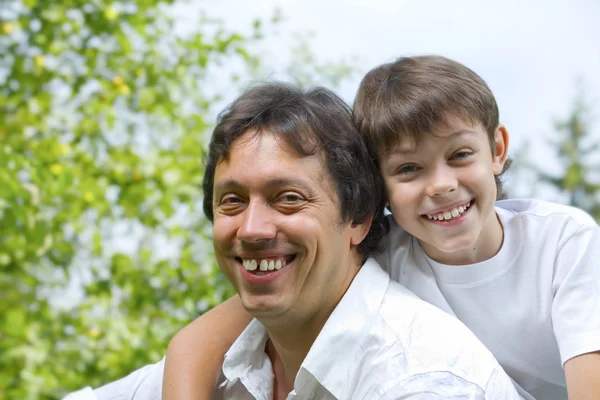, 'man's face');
379,117,508,264
212,131,362,319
